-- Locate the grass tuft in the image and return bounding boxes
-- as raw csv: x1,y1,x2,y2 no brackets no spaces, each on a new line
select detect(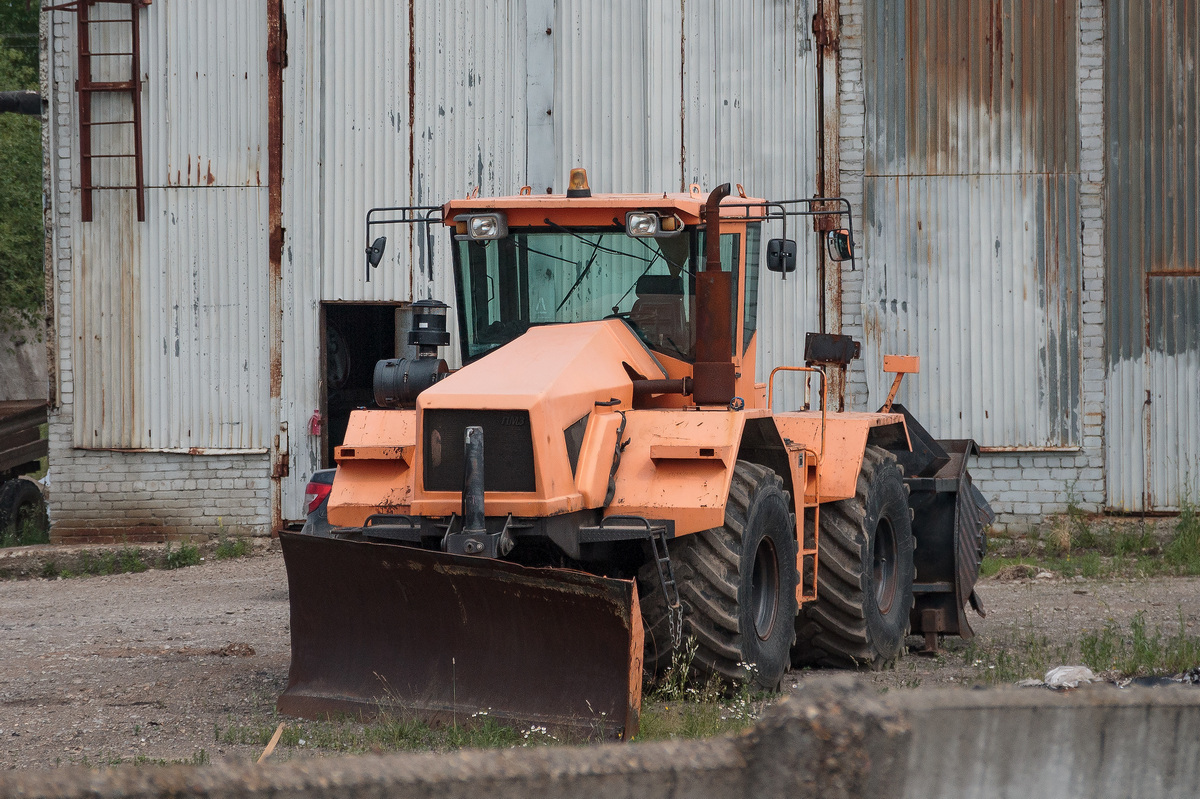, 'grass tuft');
1082,610,1200,677
1164,501,1200,575
214,535,251,560
636,636,764,740
165,541,202,570
984,511,1200,580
